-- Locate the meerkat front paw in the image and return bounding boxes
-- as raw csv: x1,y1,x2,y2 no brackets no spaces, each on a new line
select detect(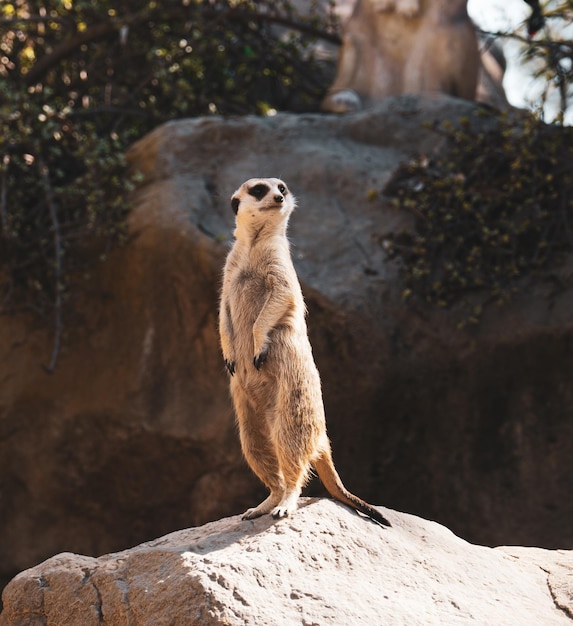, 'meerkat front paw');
252,330,269,370
253,347,268,370
224,359,236,375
